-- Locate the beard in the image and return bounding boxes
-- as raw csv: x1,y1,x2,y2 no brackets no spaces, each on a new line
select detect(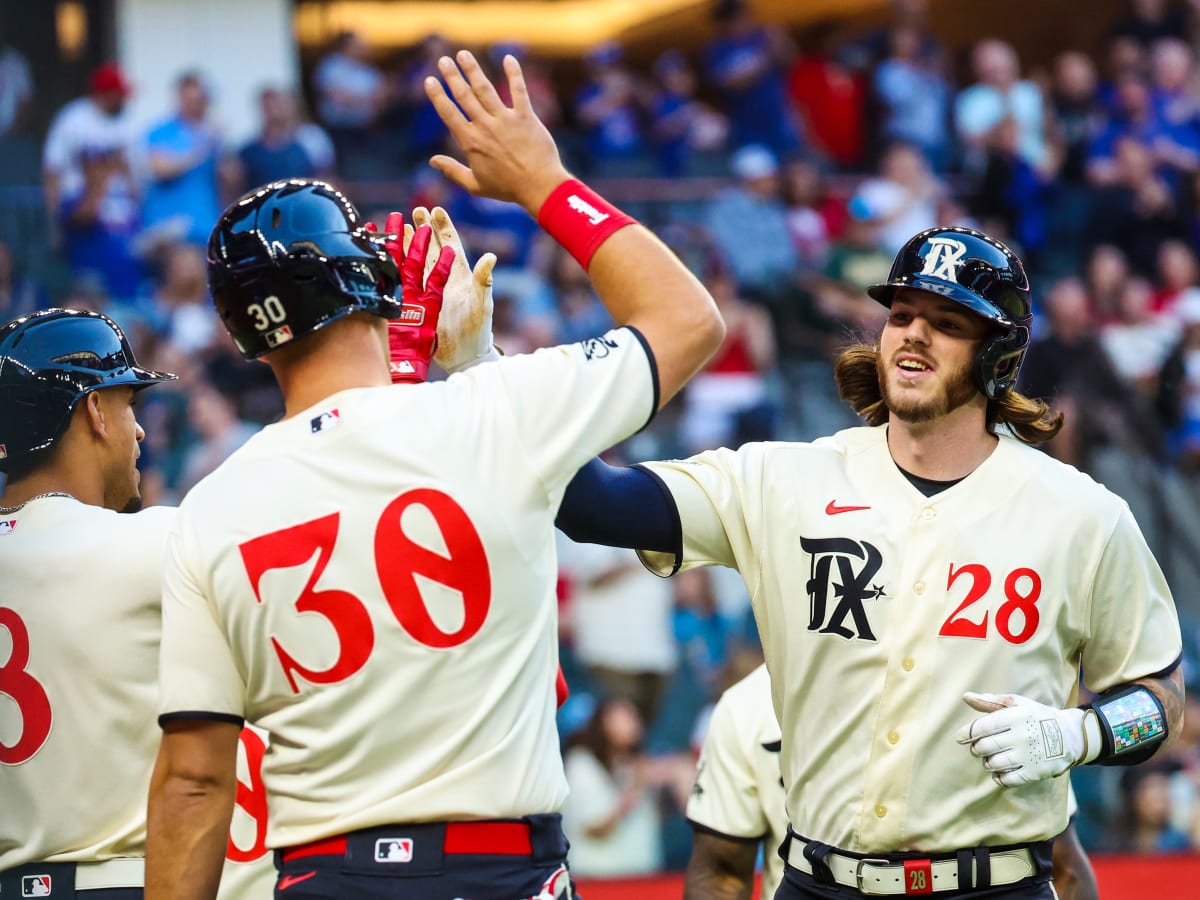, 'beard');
876,349,979,424
119,491,144,514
